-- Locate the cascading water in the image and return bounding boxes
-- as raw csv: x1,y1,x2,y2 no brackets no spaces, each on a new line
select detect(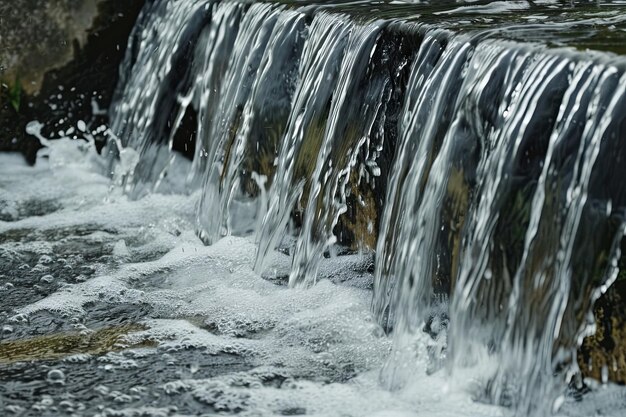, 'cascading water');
373,35,626,414
197,4,311,243
254,11,353,274
109,0,213,195
287,20,384,286
448,49,626,414
103,0,626,415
